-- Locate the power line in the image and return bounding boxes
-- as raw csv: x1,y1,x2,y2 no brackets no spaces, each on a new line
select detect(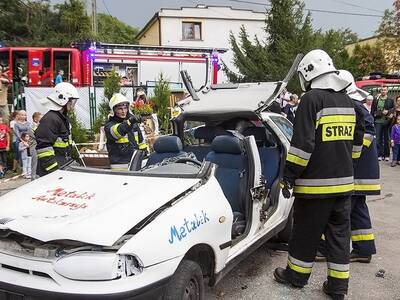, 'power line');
101,0,112,16
228,0,384,18
328,0,384,14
